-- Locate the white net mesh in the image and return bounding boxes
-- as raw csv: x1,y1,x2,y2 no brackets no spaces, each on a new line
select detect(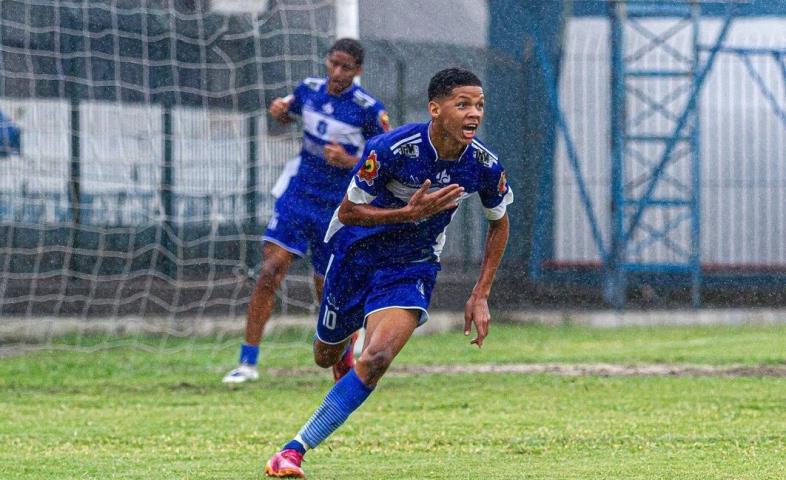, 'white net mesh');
0,0,336,351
